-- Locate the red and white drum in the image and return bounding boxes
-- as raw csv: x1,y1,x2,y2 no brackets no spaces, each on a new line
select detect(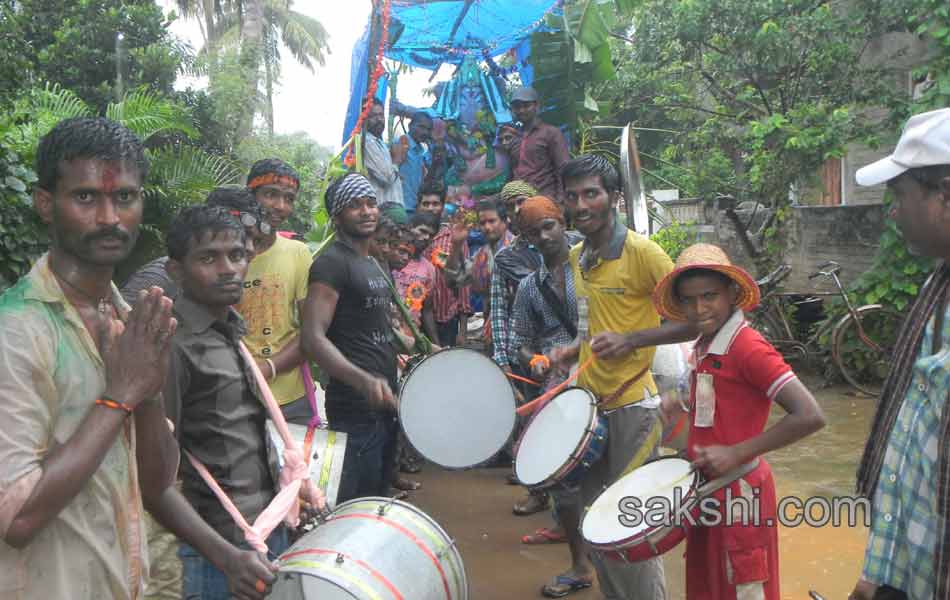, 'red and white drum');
581,456,698,562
